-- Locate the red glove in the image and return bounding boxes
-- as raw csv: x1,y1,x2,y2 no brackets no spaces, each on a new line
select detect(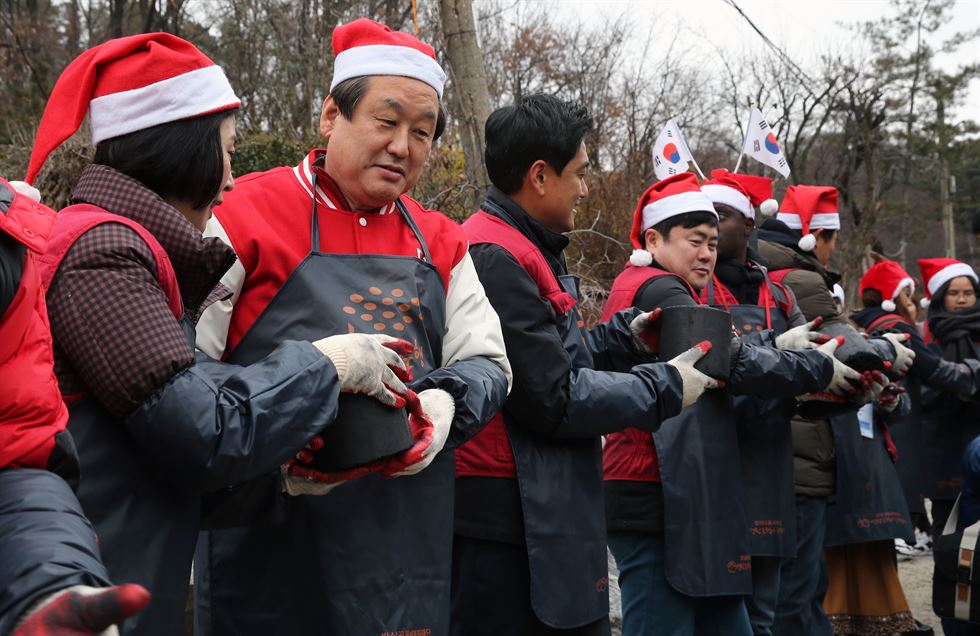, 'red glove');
383,388,455,477
13,584,150,636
